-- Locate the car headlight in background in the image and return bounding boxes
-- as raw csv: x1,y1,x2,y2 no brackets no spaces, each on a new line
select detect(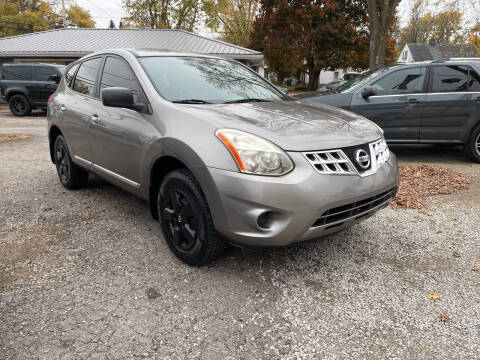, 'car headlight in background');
216,129,294,176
